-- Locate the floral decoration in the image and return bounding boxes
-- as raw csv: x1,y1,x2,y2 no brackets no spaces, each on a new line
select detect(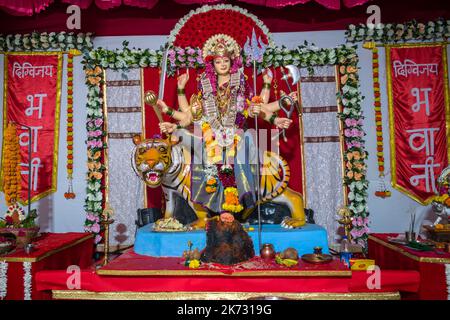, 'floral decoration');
82,64,105,244
346,19,450,43
0,261,7,299
23,262,32,300
65,51,76,200
82,41,368,247
0,32,93,52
